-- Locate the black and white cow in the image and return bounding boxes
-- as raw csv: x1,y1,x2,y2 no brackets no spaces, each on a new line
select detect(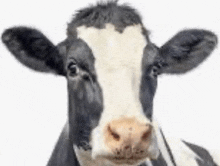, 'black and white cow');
2,1,219,166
